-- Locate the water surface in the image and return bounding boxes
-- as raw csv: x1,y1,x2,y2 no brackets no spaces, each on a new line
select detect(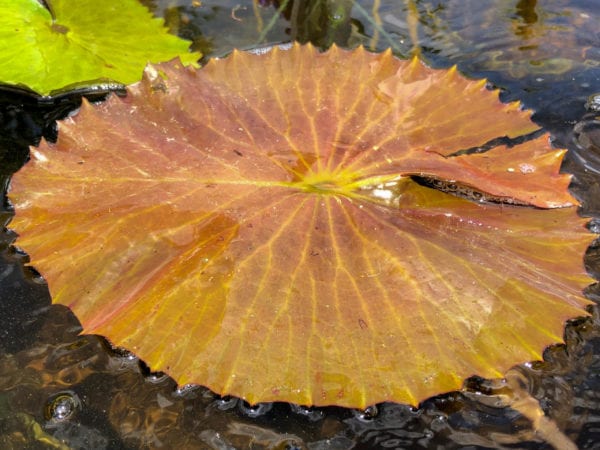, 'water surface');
1,1,600,448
